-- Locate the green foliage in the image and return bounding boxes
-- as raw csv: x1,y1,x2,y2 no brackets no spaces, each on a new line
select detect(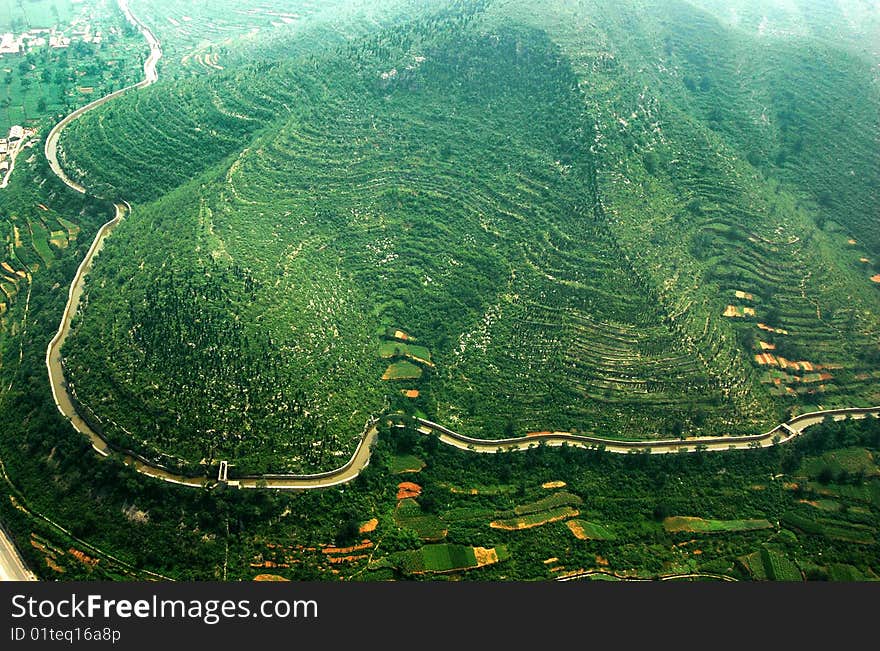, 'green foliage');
0,0,878,584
